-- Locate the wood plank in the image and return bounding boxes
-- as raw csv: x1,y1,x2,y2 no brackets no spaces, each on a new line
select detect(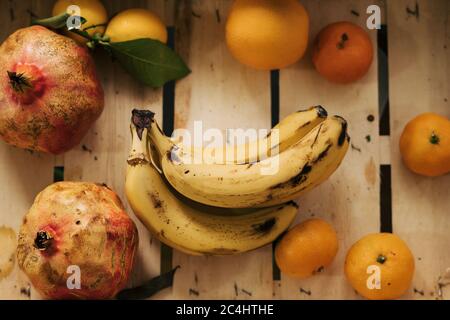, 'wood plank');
170,0,273,299
387,0,450,300
0,0,57,300
277,0,381,299
62,0,172,297
1,0,447,300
